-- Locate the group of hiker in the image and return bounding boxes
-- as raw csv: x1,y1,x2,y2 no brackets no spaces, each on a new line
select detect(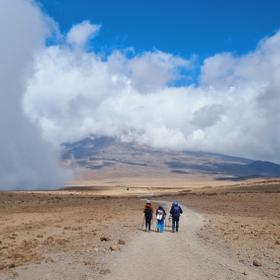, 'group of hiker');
143,200,183,233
